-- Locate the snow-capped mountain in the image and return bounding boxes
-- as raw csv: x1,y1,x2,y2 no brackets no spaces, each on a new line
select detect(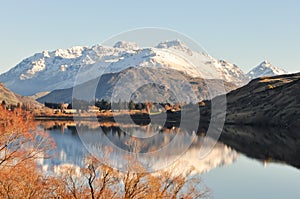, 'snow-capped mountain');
0,45,128,95
247,61,287,79
0,40,248,96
